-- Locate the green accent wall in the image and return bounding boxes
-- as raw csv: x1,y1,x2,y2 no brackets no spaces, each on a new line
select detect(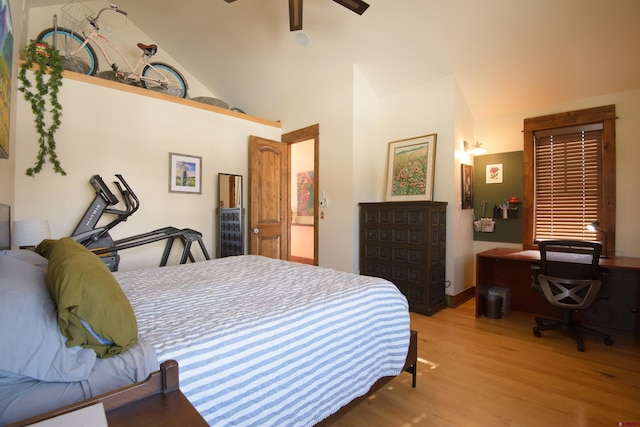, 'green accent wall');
472,151,523,243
